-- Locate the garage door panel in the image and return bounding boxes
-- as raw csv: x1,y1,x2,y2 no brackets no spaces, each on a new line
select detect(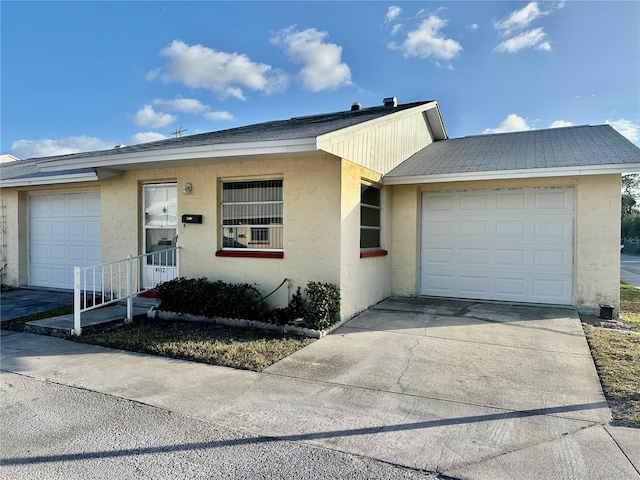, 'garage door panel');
461,192,489,210
495,220,527,238
29,193,101,290
460,221,488,237
497,191,526,210
421,188,573,305
425,247,453,264
50,268,69,287
424,220,457,236
460,275,490,295
423,274,454,294
495,277,526,297
423,194,456,211
533,277,572,301
495,249,526,267
50,197,66,213
459,248,489,266
534,249,571,269
535,190,571,209
50,245,68,261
